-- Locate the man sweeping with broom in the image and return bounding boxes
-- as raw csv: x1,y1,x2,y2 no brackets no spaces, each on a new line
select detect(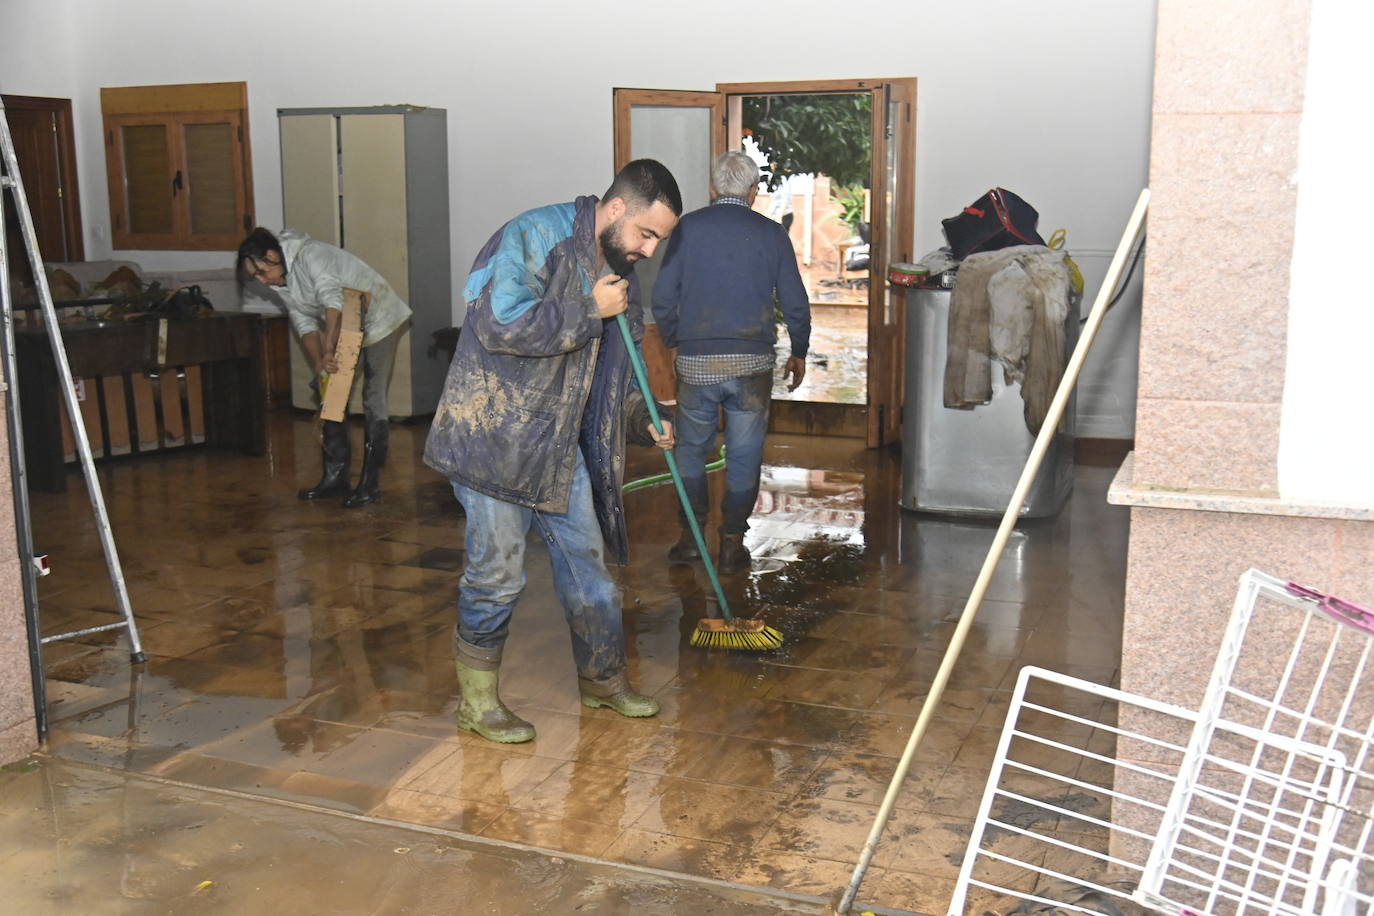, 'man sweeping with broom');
423,160,681,743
